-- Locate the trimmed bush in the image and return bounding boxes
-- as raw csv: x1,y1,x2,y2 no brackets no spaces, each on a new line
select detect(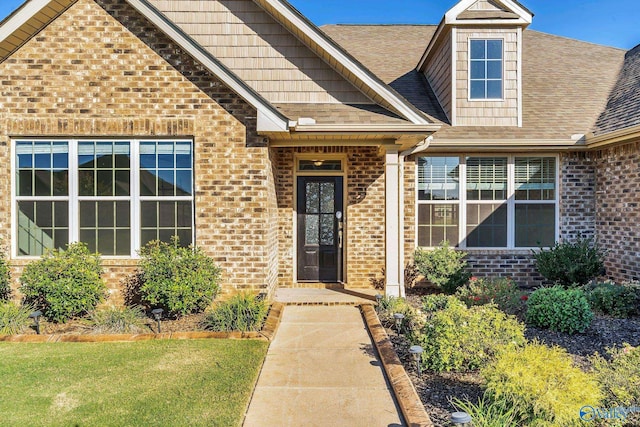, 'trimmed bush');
87,306,147,334
532,237,605,287
202,293,268,332
0,246,11,302
414,241,471,294
137,237,222,317
482,342,603,427
19,243,106,323
455,276,525,315
0,302,31,335
412,296,525,372
525,286,593,334
591,344,640,407
585,281,639,318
